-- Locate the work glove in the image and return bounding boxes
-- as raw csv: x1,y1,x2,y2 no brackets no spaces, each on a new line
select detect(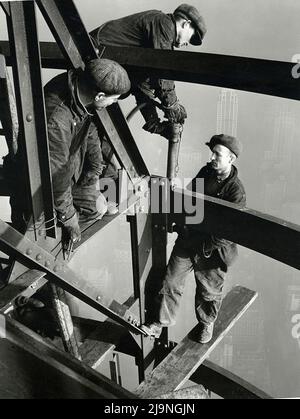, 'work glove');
61,212,81,248
143,120,183,141
163,102,187,124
